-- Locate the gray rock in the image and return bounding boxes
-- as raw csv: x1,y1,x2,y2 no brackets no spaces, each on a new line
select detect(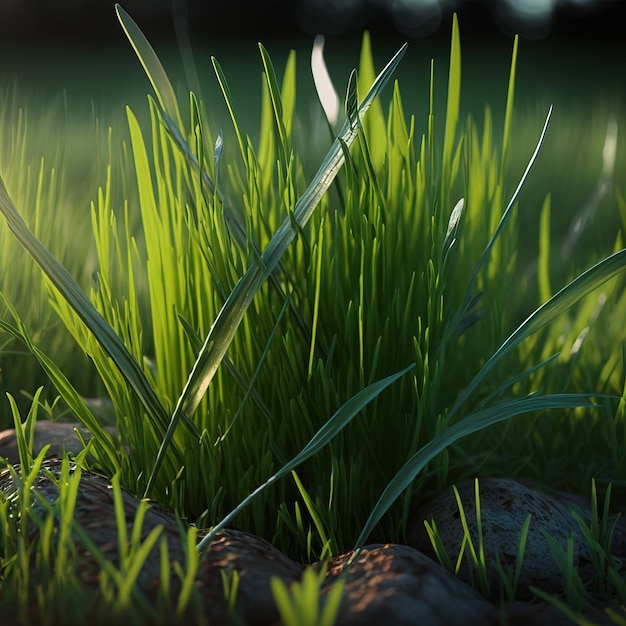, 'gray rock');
406,477,594,598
